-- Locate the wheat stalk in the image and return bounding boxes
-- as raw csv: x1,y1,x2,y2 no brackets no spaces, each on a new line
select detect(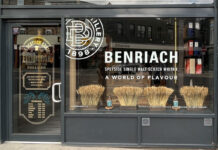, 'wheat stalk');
144,86,174,107
78,84,105,106
180,86,208,108
113,86,143,106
